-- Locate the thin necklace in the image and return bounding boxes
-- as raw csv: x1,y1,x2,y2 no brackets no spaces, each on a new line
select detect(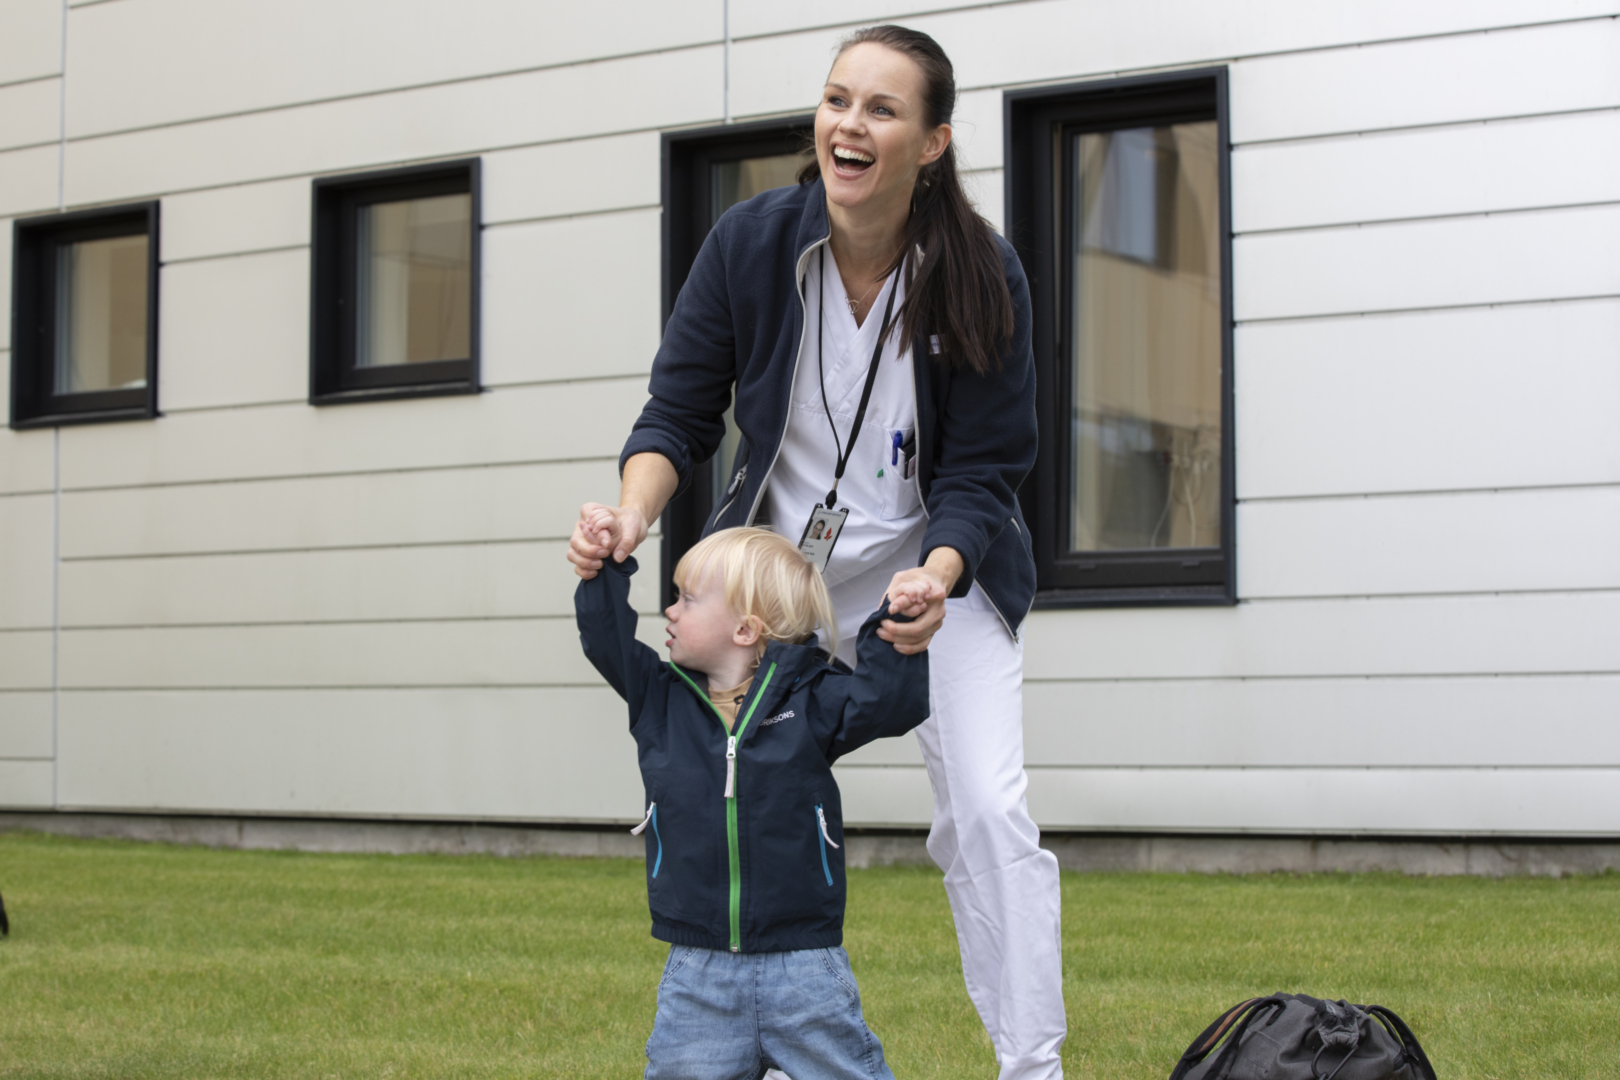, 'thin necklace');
845,276,880,316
